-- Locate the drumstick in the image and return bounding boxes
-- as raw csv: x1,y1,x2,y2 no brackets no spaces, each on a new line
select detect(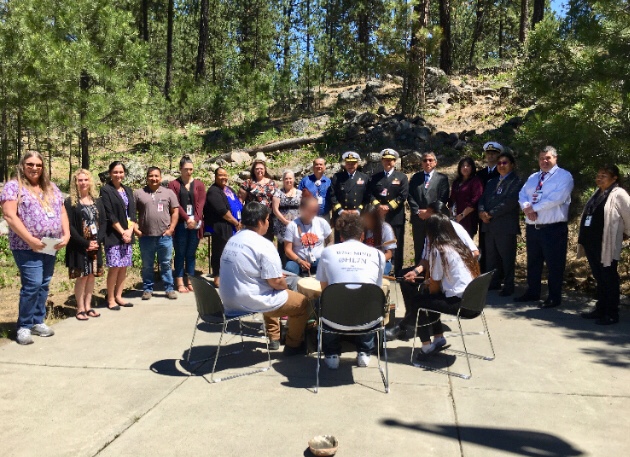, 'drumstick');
374,239,397,249
383,275,424,283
